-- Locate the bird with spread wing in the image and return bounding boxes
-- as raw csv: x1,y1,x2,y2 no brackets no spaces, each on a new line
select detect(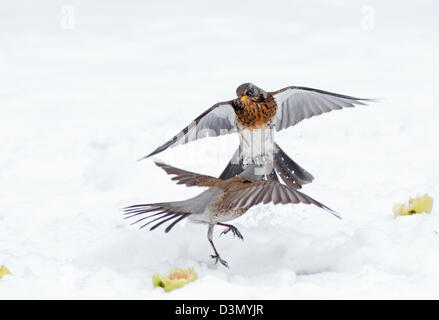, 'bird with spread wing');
124,161,340,267
142,83,374,189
